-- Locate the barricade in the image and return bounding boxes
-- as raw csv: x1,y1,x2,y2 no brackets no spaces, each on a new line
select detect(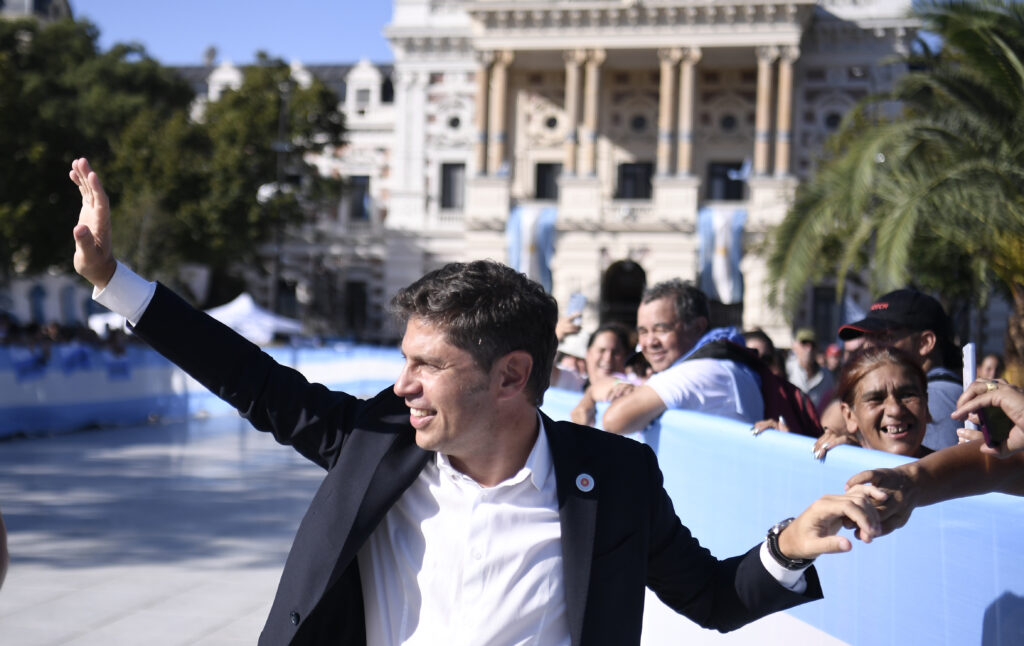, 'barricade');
0,344,405,438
